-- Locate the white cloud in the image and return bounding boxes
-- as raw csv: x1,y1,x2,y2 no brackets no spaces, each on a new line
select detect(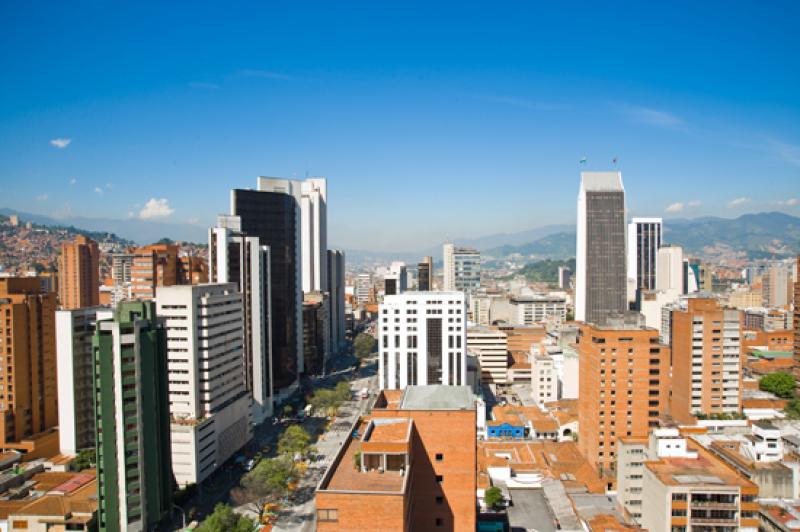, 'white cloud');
613,103,685,130
93,187,103,195
50,138,72,149
69,178,77,185
139,198,174,219
665,202,685,213
36,194,48,201
776,198,800,207
727,197,750,208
